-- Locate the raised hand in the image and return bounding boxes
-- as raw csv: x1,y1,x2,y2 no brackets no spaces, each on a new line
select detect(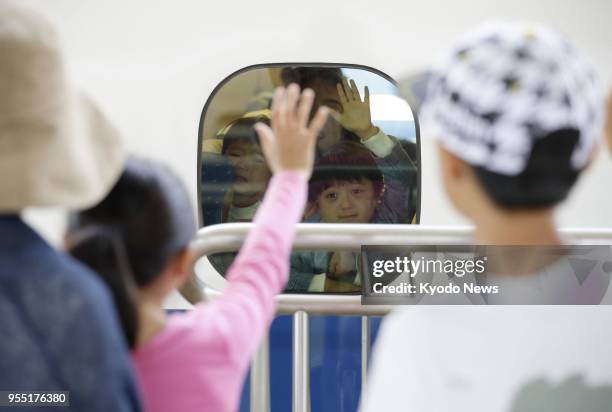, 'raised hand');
326,251,360,292
327,251,357,279
335,78,379,140
254,84,329,179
